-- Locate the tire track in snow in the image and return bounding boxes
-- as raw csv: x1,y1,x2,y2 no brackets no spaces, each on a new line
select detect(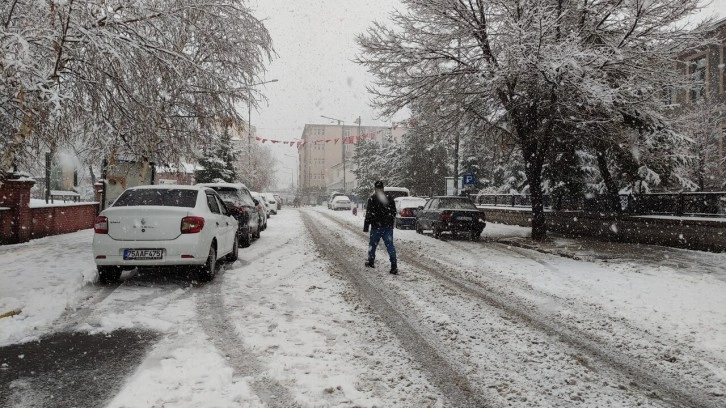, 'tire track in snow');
301,211,490,408
195,264,301,408
314,209,724,408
